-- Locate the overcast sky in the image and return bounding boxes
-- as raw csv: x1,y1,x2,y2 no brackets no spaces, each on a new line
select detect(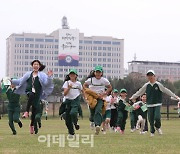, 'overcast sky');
0,0,180,79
